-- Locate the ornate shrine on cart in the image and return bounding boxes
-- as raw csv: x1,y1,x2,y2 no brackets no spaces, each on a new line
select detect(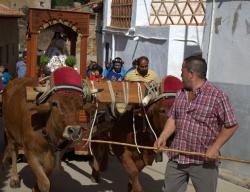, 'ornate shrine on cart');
26,8,90,78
